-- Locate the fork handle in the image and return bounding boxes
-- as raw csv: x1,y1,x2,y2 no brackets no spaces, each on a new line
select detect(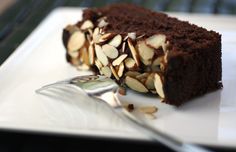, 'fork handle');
112,106,211,152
